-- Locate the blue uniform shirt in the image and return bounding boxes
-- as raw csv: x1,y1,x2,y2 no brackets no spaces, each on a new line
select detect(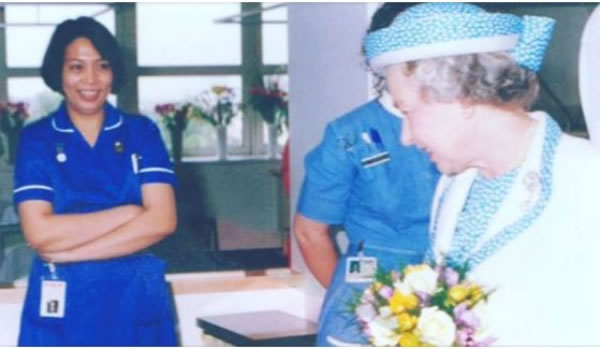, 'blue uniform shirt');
298,99,440,346
13,102,177,346
297,99,439,254
14,102,176,210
